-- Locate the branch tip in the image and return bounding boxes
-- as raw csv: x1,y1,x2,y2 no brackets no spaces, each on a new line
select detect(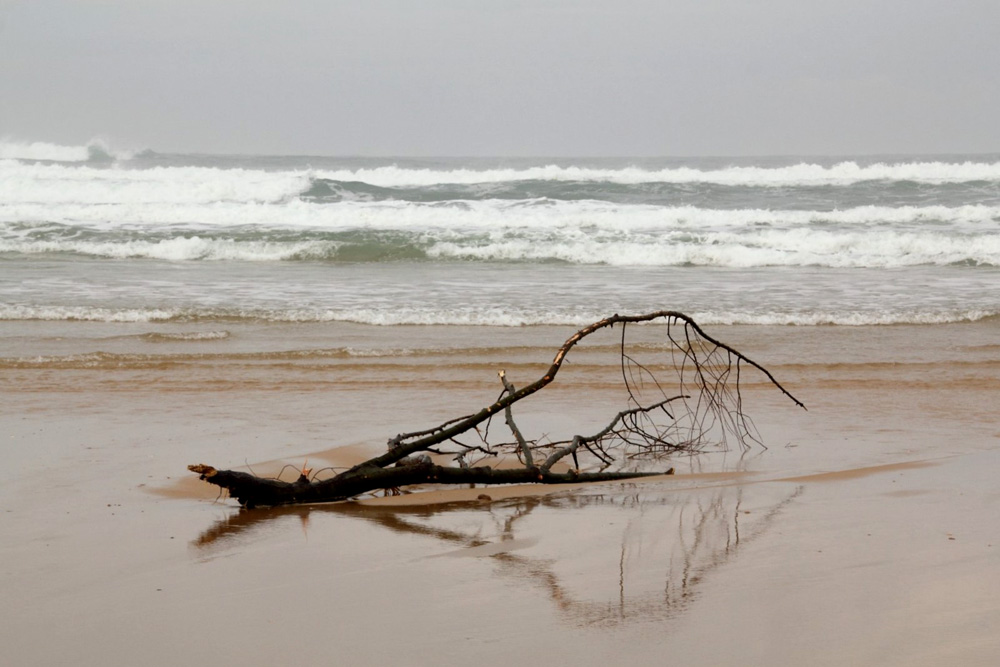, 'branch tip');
188,464,217,478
